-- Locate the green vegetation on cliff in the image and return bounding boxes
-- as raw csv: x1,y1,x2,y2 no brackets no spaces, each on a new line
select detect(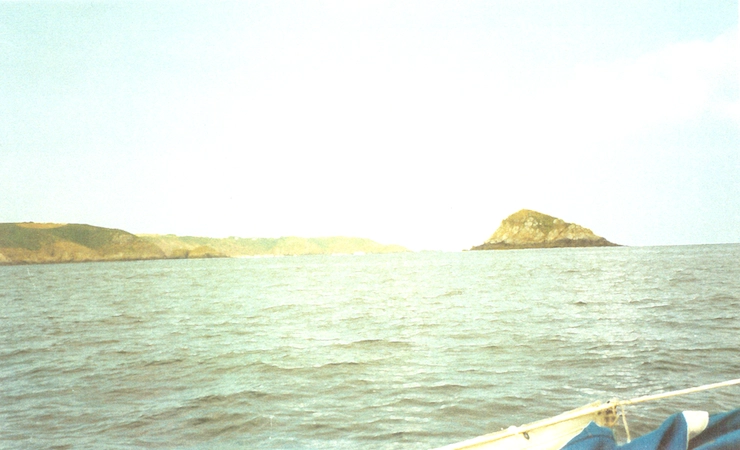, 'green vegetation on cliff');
138,235,409,257
470,209,618,250
0,223,166,264
0,222,408,265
